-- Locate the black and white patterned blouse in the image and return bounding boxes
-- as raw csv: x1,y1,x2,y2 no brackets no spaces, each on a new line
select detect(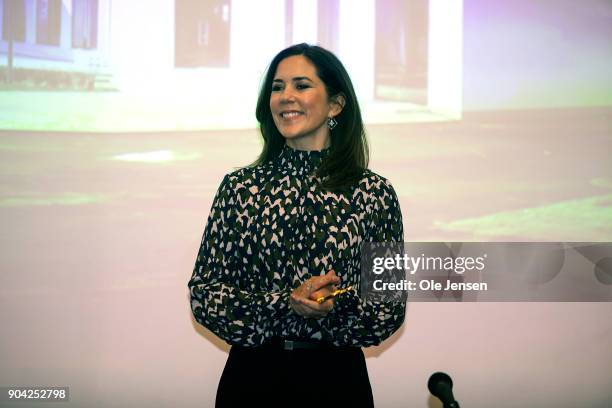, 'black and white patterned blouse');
188,144,405,348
